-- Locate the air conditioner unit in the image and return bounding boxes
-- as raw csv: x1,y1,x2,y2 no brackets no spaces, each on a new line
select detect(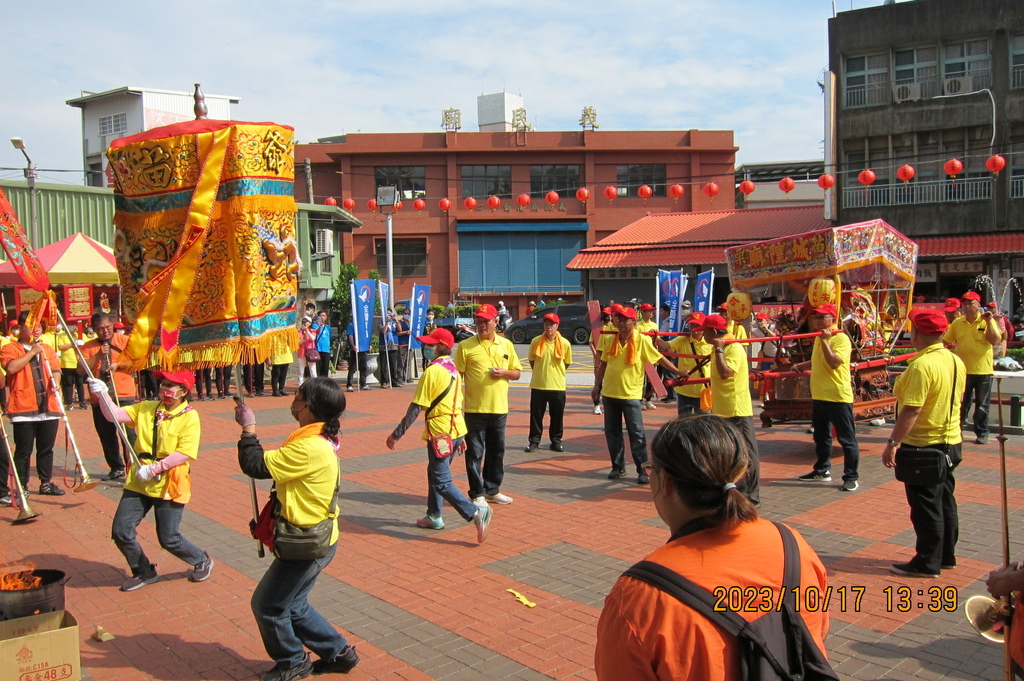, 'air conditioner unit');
893,82,922,103
314,229,333,255
944,75,975,95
